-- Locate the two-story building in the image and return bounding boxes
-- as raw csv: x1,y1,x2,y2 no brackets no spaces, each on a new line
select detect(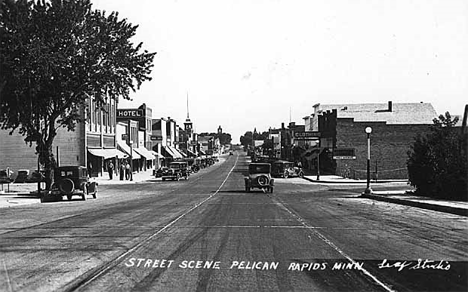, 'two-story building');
301,101,438,179
0,95,126,178
116,104,158,171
